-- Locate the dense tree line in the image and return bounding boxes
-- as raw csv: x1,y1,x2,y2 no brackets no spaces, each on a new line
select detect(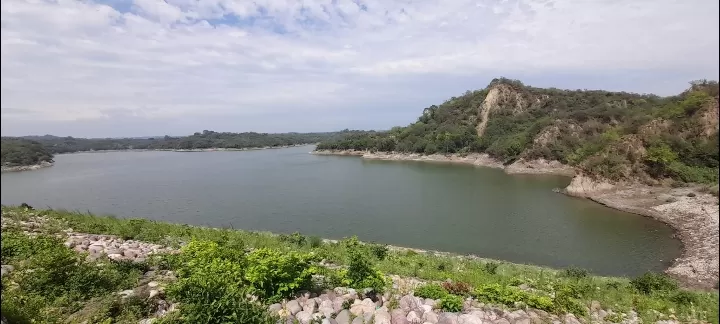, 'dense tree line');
317,78,720,184
12,130,346,154
0,138,54,167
